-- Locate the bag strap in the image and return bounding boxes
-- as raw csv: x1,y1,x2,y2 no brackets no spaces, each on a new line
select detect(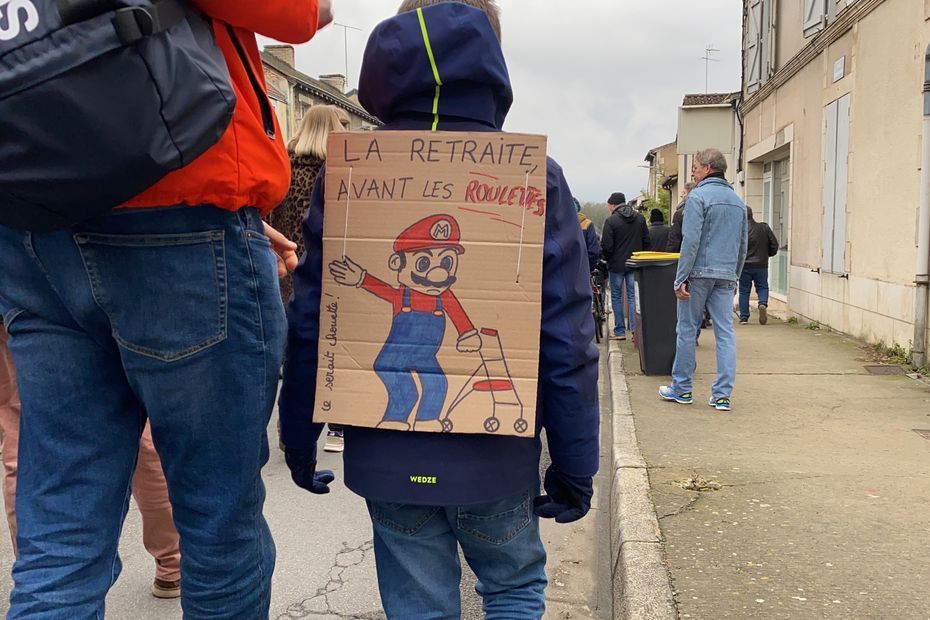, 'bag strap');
55,0,114,24
112,0,188,45
54,0,187,43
